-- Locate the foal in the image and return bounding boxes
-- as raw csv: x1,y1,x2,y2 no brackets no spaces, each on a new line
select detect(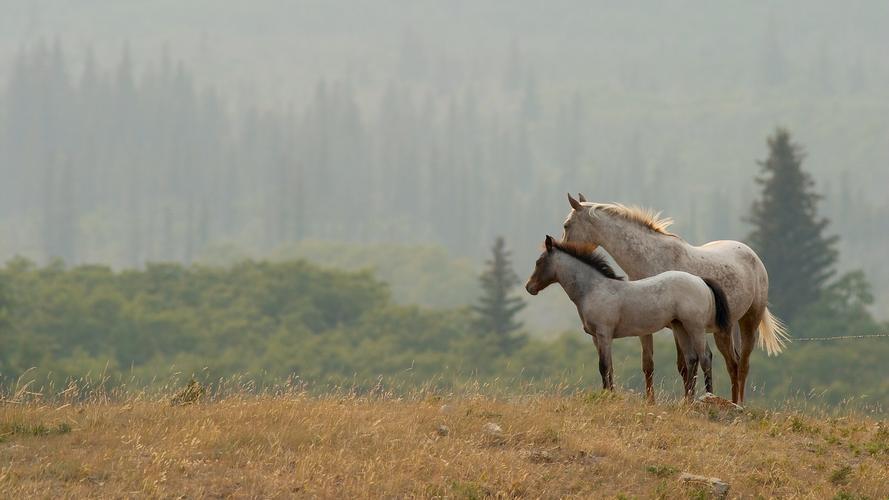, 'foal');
525,236,732,400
